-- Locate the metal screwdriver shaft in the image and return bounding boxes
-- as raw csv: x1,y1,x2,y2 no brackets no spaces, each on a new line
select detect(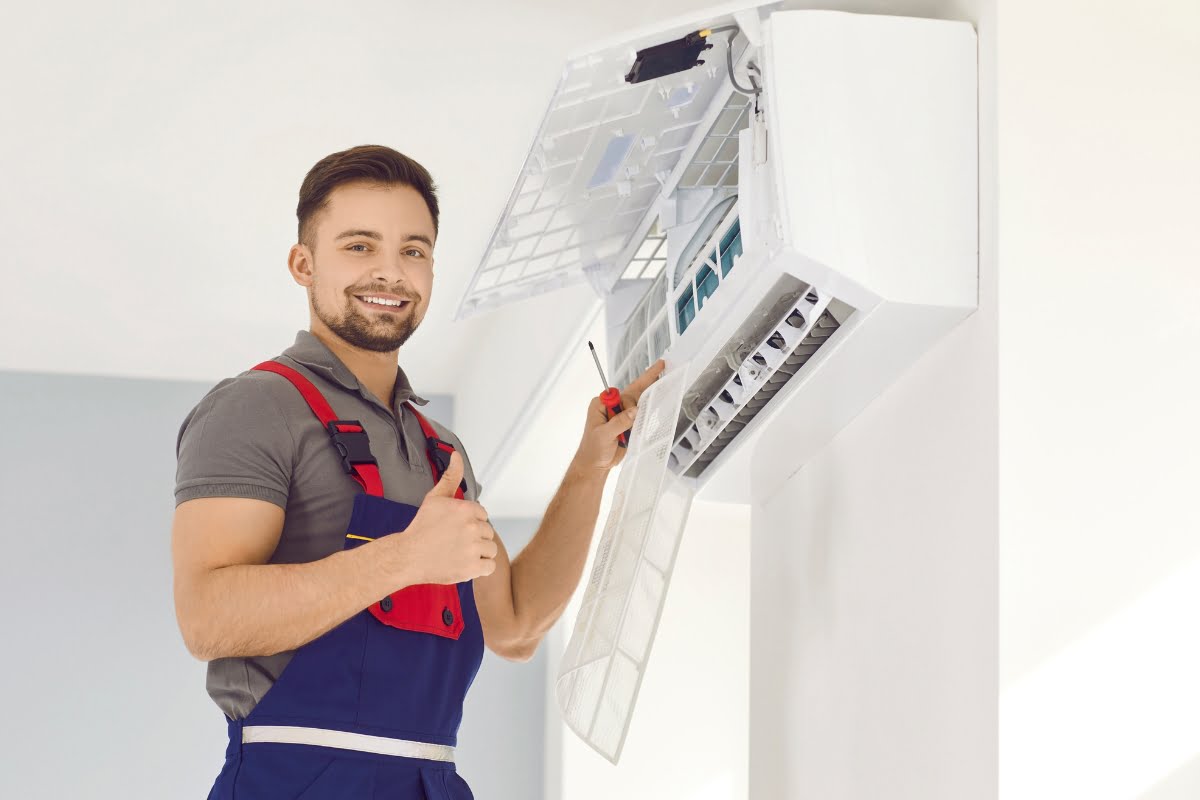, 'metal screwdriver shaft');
588,340,610,387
